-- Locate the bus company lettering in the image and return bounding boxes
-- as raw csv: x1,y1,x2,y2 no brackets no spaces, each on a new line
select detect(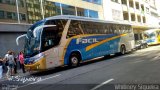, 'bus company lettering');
76,38,99,44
